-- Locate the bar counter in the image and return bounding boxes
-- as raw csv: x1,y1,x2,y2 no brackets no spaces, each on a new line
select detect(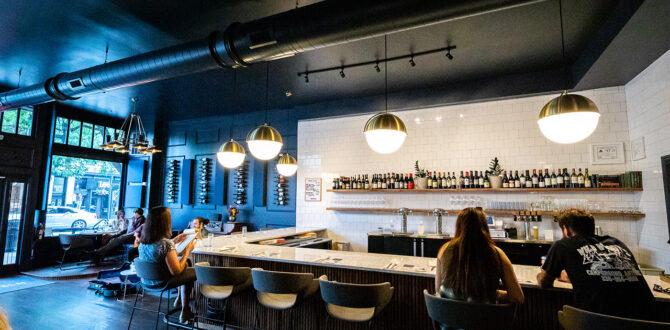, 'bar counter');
191,227,670,330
